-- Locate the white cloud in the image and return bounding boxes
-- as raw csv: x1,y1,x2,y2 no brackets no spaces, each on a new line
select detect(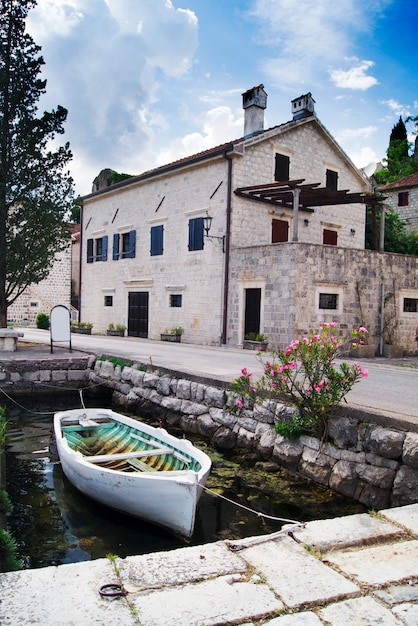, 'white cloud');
26,0,200,194
247,0,375,89
156,106,243,166
381,99,411,118
336,125,378,143
330,61,378,90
